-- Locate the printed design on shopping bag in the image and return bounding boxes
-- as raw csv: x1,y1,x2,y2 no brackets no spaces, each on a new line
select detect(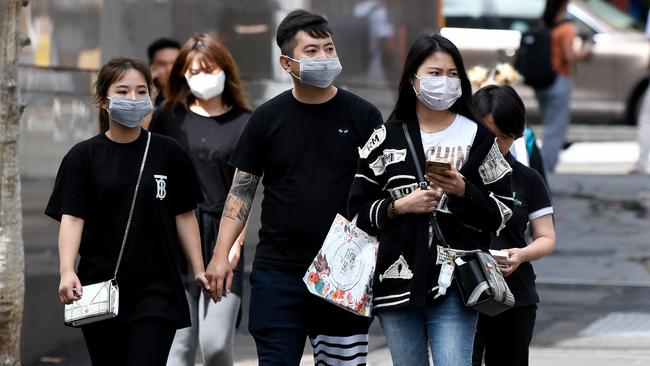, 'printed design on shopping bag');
379,255,413,282
304,214,377,316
